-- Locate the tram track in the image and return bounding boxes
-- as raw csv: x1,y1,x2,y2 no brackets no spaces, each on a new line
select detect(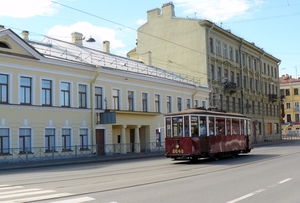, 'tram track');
2,142,299,202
